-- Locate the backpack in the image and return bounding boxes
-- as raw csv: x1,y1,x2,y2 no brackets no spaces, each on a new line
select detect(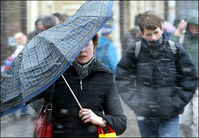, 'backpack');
134,40,177,59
